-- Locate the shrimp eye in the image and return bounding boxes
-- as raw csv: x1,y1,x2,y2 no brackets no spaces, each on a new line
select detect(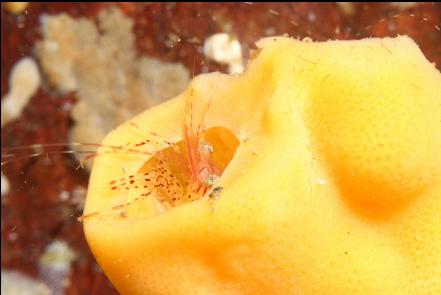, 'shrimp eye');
200,143,214,154
204,174,219,186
